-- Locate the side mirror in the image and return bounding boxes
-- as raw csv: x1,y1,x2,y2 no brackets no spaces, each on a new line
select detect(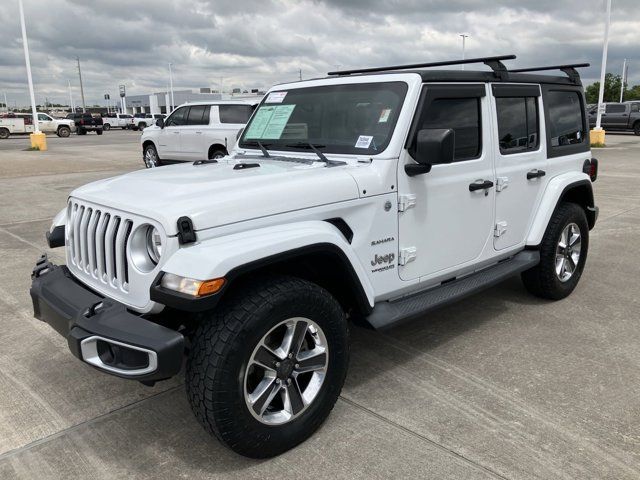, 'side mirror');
156,118,165,129
405,128,455,176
